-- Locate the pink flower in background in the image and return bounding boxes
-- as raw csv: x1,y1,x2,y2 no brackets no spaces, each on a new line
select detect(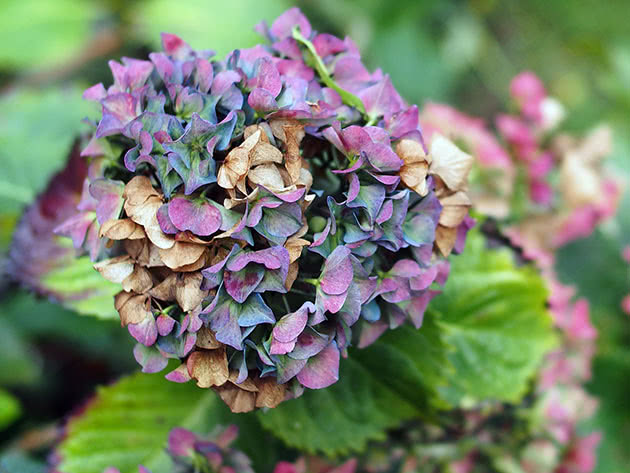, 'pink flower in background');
557,432,602,473
510,71,547,123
